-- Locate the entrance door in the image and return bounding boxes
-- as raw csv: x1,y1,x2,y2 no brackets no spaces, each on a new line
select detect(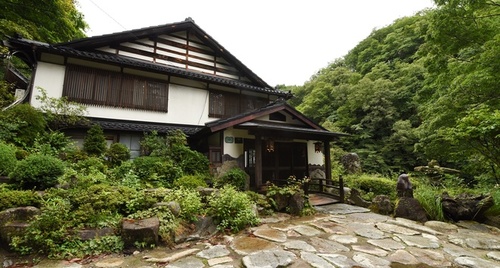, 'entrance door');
244,139,308,188
263,142,308,185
